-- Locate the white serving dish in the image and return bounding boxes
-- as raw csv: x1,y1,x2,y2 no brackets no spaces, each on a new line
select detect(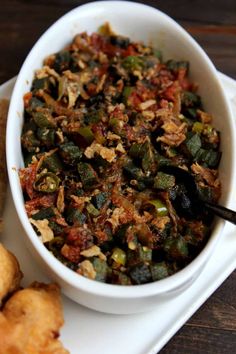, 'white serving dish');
6,1,236,314
2,73,236,353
